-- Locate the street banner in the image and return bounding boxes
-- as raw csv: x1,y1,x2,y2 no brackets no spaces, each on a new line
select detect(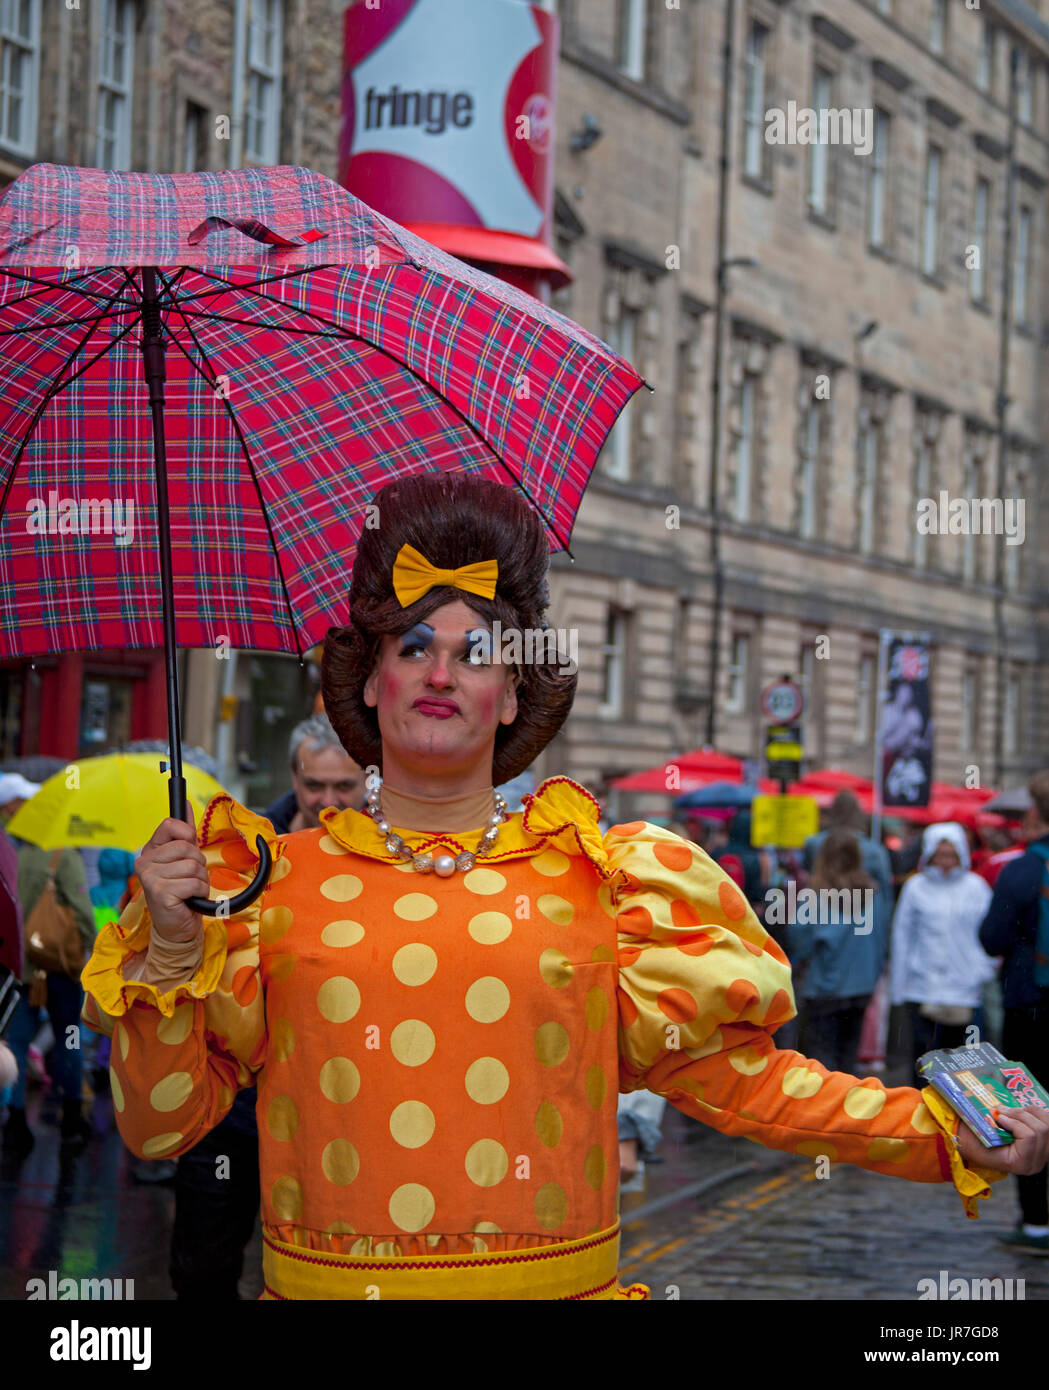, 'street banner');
877,632,933,808
339,0,557,244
